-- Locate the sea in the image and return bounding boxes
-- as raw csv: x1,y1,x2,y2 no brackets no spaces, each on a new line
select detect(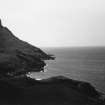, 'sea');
29,47,105,94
